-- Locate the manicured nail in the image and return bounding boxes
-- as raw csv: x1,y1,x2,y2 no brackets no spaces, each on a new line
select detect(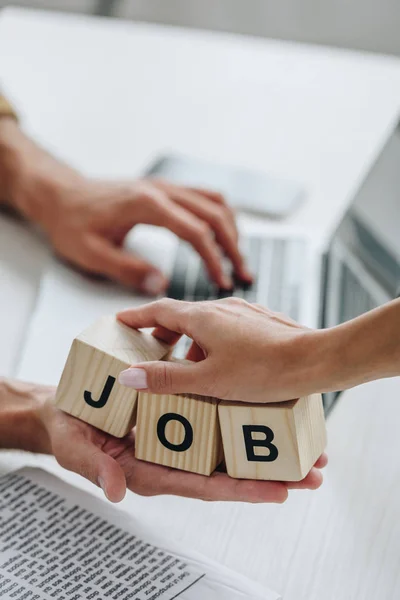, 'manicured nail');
143,272,166,295
98,476,108,500
119,368,148,389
